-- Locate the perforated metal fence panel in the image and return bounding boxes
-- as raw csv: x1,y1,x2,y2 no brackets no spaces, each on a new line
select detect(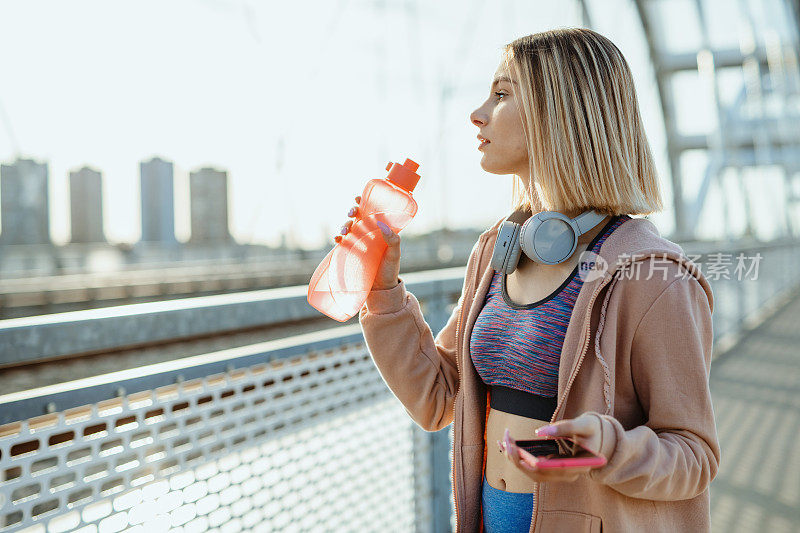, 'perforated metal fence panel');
0,339,451,532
